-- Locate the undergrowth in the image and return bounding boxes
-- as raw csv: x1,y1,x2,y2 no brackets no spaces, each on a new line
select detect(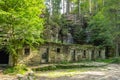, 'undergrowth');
96,57,120,63
33,57,120,71
33,64,100,71
3,64,28,74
